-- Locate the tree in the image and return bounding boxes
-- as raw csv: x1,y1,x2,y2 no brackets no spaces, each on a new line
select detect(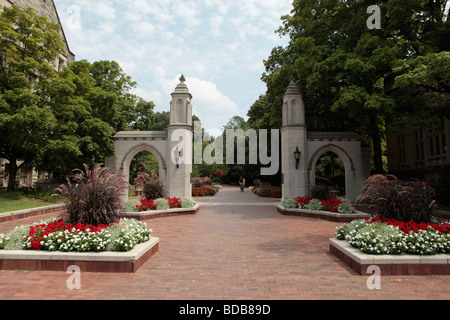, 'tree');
261,0,450,173
88,60,156,132
0,5,65,191
35,60,114,177
36,59,158,177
